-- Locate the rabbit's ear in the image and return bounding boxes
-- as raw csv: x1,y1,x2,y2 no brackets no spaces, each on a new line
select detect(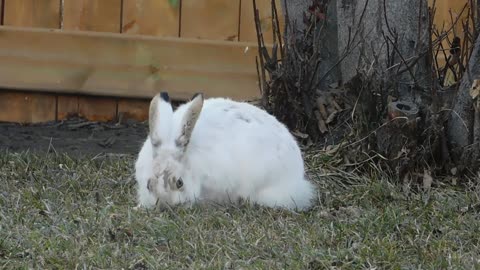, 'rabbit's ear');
176,93,204,152
149,92,173,146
